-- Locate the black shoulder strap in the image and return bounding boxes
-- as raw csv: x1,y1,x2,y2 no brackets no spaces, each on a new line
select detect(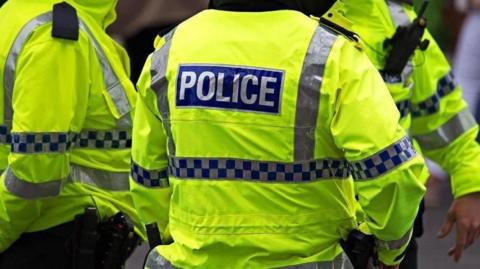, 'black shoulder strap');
390,0,414,6
319,17,359,42
52,2,79,41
